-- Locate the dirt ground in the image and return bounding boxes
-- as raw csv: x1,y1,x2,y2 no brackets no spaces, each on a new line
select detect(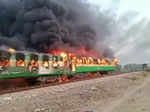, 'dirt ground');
0,72,149,112
108,72,150,112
